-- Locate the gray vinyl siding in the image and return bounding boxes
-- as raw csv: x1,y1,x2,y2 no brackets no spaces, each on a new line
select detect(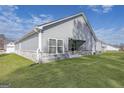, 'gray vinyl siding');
41,15,95,53
42,21,72,53
16,33,38,51
73,18,96,53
